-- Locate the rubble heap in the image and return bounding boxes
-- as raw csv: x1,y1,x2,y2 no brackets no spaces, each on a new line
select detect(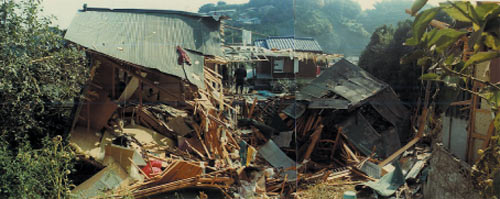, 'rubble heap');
64,7,433,199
